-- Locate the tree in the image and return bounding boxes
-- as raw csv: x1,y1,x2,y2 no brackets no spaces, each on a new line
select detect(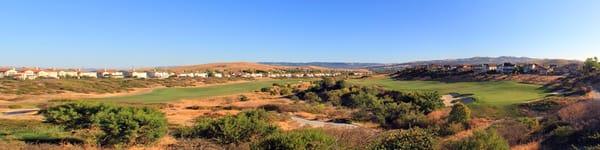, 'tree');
449,128,510,150
370,128,437,150
584,57,600,72
448,103,471,124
